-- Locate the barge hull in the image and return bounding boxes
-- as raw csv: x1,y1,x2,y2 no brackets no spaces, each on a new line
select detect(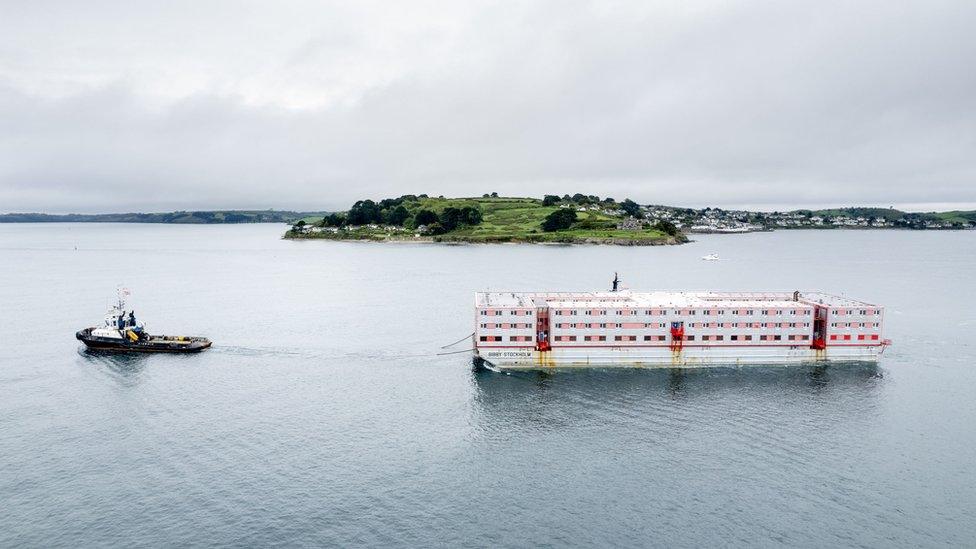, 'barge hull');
477,345,883,370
